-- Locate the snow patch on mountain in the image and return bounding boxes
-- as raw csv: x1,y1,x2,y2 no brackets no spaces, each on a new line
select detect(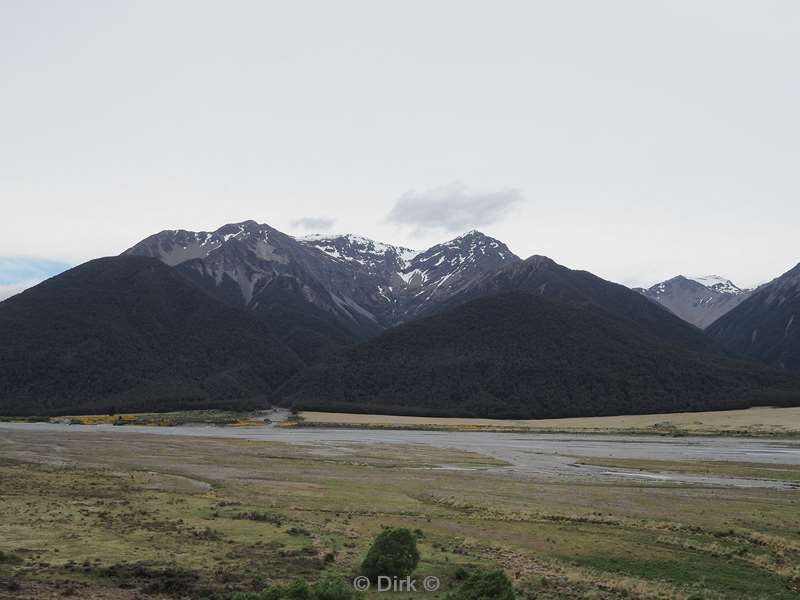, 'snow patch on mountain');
297,233,418,269
688,275,745,295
